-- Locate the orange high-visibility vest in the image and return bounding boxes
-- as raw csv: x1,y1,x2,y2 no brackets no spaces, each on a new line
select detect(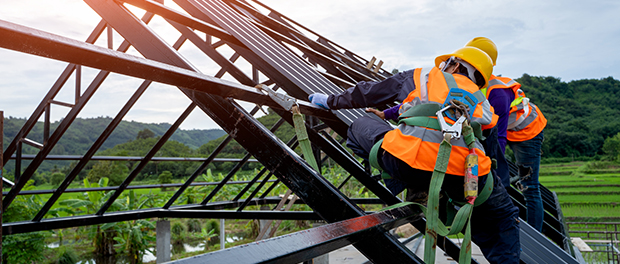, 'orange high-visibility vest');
381,67,493,176
485,75,547,142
